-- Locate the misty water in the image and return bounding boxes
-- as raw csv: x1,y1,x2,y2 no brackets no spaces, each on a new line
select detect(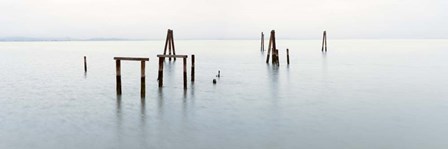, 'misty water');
1,40,448,149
